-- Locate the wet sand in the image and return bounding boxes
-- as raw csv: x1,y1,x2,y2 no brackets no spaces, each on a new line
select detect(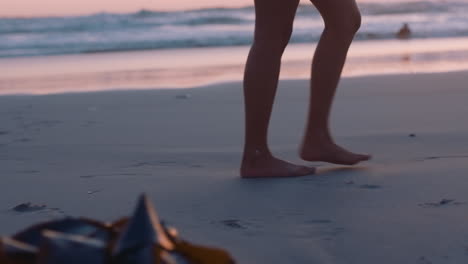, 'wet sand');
3,37,468,95
1,71,468,263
